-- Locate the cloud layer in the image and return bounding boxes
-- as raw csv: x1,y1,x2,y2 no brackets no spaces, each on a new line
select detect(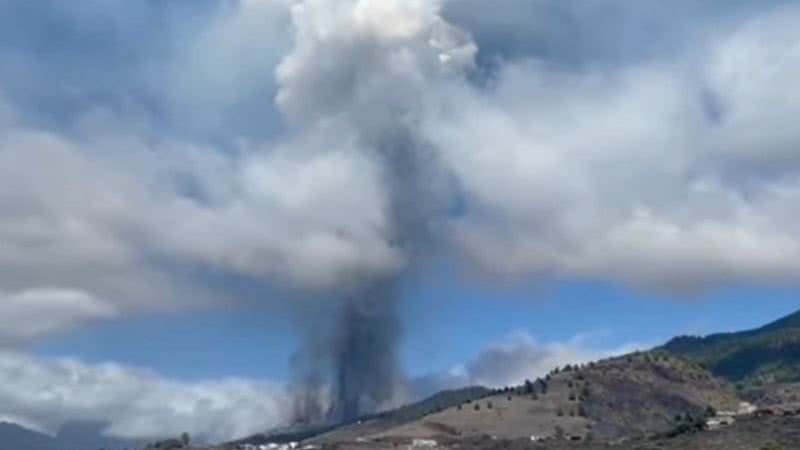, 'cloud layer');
0,351,288,443
2,1,800,339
